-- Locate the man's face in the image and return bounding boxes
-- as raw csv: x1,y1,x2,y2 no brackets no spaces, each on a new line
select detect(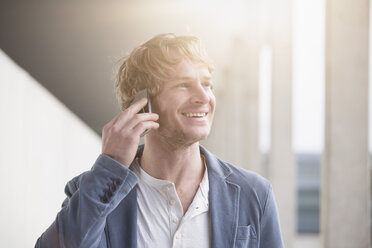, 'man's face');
150,59,216,146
